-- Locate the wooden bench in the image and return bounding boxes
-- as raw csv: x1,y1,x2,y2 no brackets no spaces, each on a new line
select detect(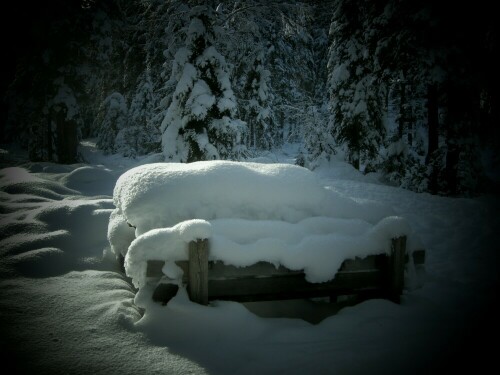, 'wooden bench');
145,236,425,307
